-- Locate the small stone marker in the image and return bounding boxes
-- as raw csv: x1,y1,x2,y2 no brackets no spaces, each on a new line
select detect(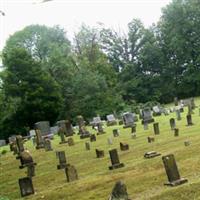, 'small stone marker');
176,109,181,121
162,154,188,186
68,137,74,146
143,122,148,130
153,122,160,135
59,129,68,144
44,139,53,151
90,134,96,142
35,129,44,149
144,151,161,159
131,125,136,133
108,137,113,145
18,177,34,197
186,114,193,126
97,123,105,135
147,136,155,143
57,151,68,169
113,129,120,137
109,181,130,200
96,149,105,158
184,141,190,146
65,165,78,182
169,118,176,130
109,149,124,170
120,142,129,151
85,142,90,150
174,128,179,137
